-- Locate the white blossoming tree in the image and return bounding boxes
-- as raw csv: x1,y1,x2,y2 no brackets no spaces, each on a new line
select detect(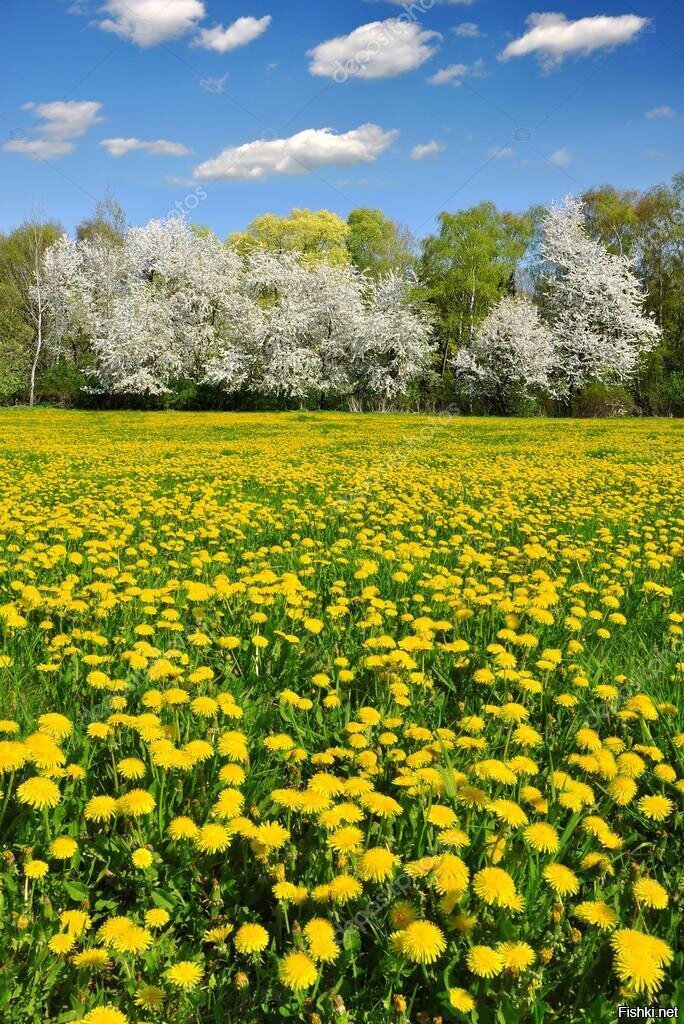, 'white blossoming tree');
43,216,434,407
453,294,557,413
359,272,435,407
541,196,661,403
